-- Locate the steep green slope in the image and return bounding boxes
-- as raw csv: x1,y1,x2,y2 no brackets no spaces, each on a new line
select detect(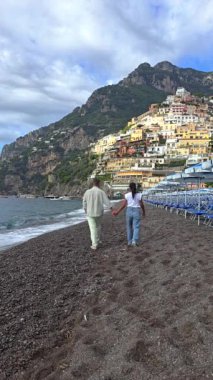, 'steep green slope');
54,85,166,137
